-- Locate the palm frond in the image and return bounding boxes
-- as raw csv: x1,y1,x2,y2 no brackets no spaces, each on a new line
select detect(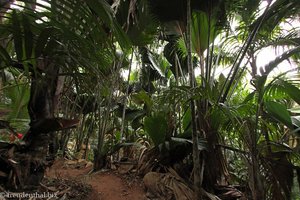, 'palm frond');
261,46,300,76
250,0,300,36
256,27,300,50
